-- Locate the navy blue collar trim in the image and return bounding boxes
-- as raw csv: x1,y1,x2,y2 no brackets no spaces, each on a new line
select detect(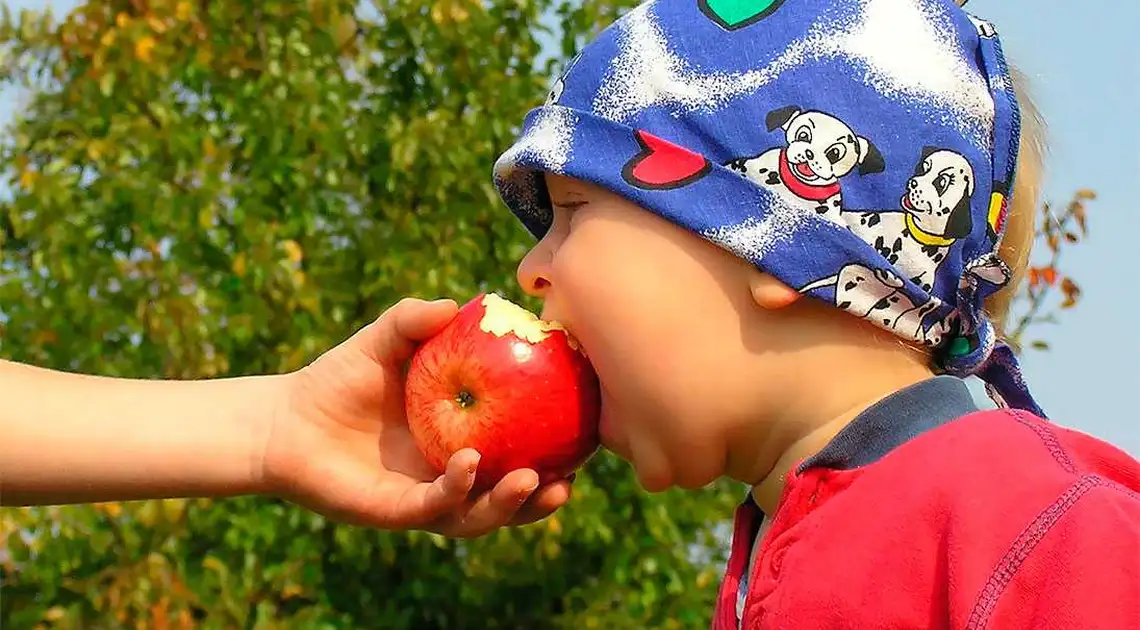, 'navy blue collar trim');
799,375,981,472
